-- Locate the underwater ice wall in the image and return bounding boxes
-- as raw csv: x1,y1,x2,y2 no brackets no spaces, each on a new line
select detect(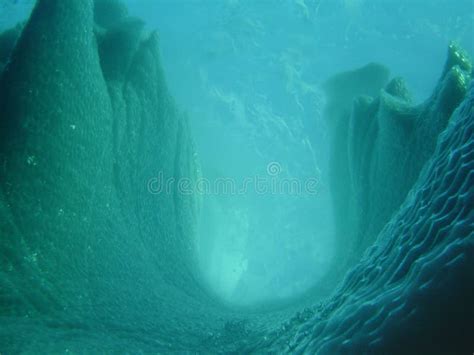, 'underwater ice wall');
0,0,215,348
323,44,472,269
269,80,474,355
0,23,22,73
